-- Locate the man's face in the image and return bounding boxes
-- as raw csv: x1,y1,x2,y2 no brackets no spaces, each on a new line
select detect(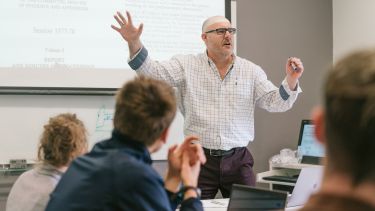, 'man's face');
202,22,234,57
